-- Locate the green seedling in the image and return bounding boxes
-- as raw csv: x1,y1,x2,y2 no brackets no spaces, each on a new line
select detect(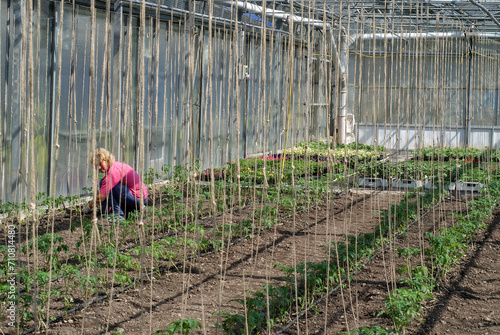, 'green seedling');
154,318,202,335
378,287,433,333
22,233,69,270
102,244,138,270
339,325,392,335
58,264,82,309
114,269,133,288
